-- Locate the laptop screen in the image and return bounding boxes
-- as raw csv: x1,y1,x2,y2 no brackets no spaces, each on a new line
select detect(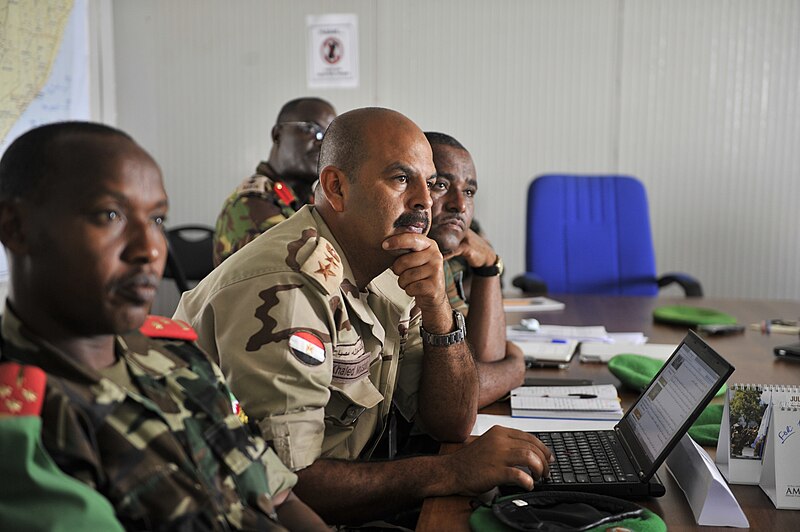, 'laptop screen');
616,331,734,478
